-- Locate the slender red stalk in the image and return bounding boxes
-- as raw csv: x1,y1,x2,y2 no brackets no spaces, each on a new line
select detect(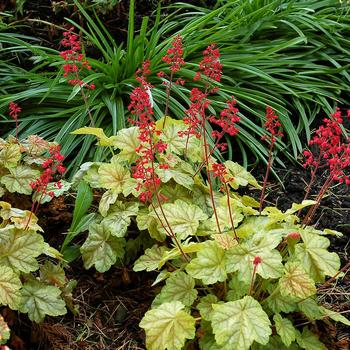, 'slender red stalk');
249,256,262,295
259,141,274,213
